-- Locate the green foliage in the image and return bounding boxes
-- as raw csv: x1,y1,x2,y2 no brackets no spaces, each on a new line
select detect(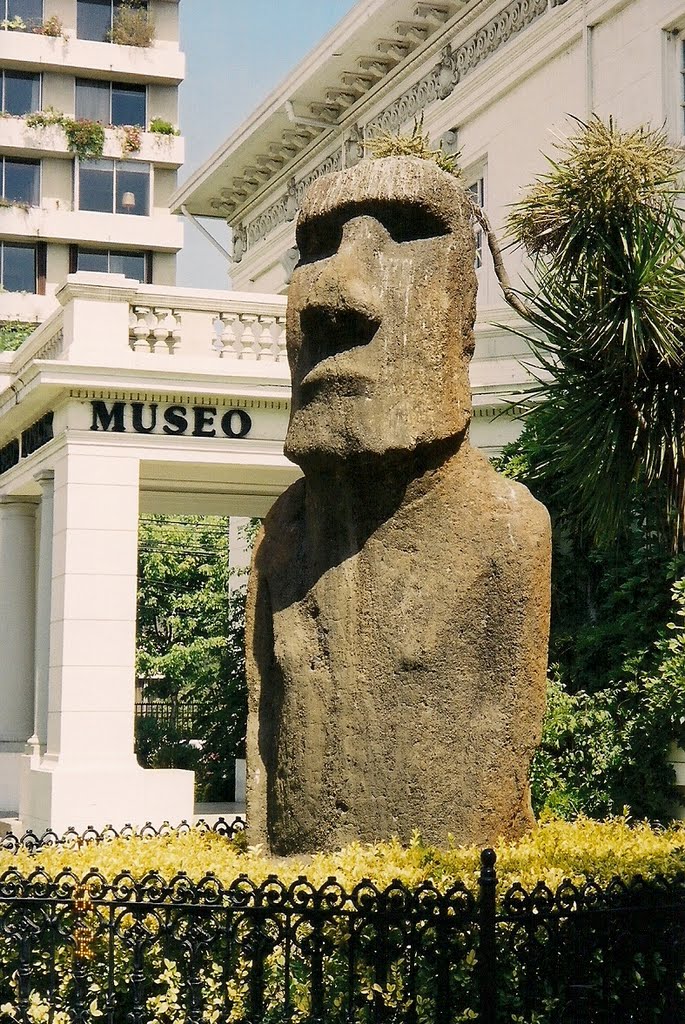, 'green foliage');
368,116,461,178
499,415,685,821
0,321,35,351
107,1,155,47
509,117,677,260
497,418,685,693
149,117,179,136
26,109,105,159
507,118,685,550
64,118,106,160
135,515,248,801
528,576,685,822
